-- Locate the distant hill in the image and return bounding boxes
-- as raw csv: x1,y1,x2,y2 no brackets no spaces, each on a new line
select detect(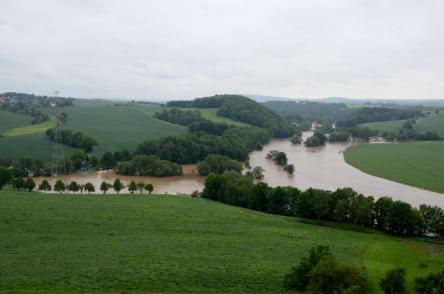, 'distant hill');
243,94,444,106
